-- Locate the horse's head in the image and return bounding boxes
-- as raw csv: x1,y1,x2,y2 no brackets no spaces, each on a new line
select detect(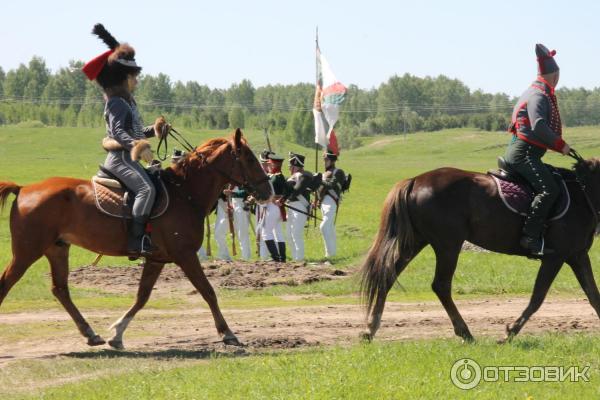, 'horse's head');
227,128,273,201
173,129,272,203
575,158,600,204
